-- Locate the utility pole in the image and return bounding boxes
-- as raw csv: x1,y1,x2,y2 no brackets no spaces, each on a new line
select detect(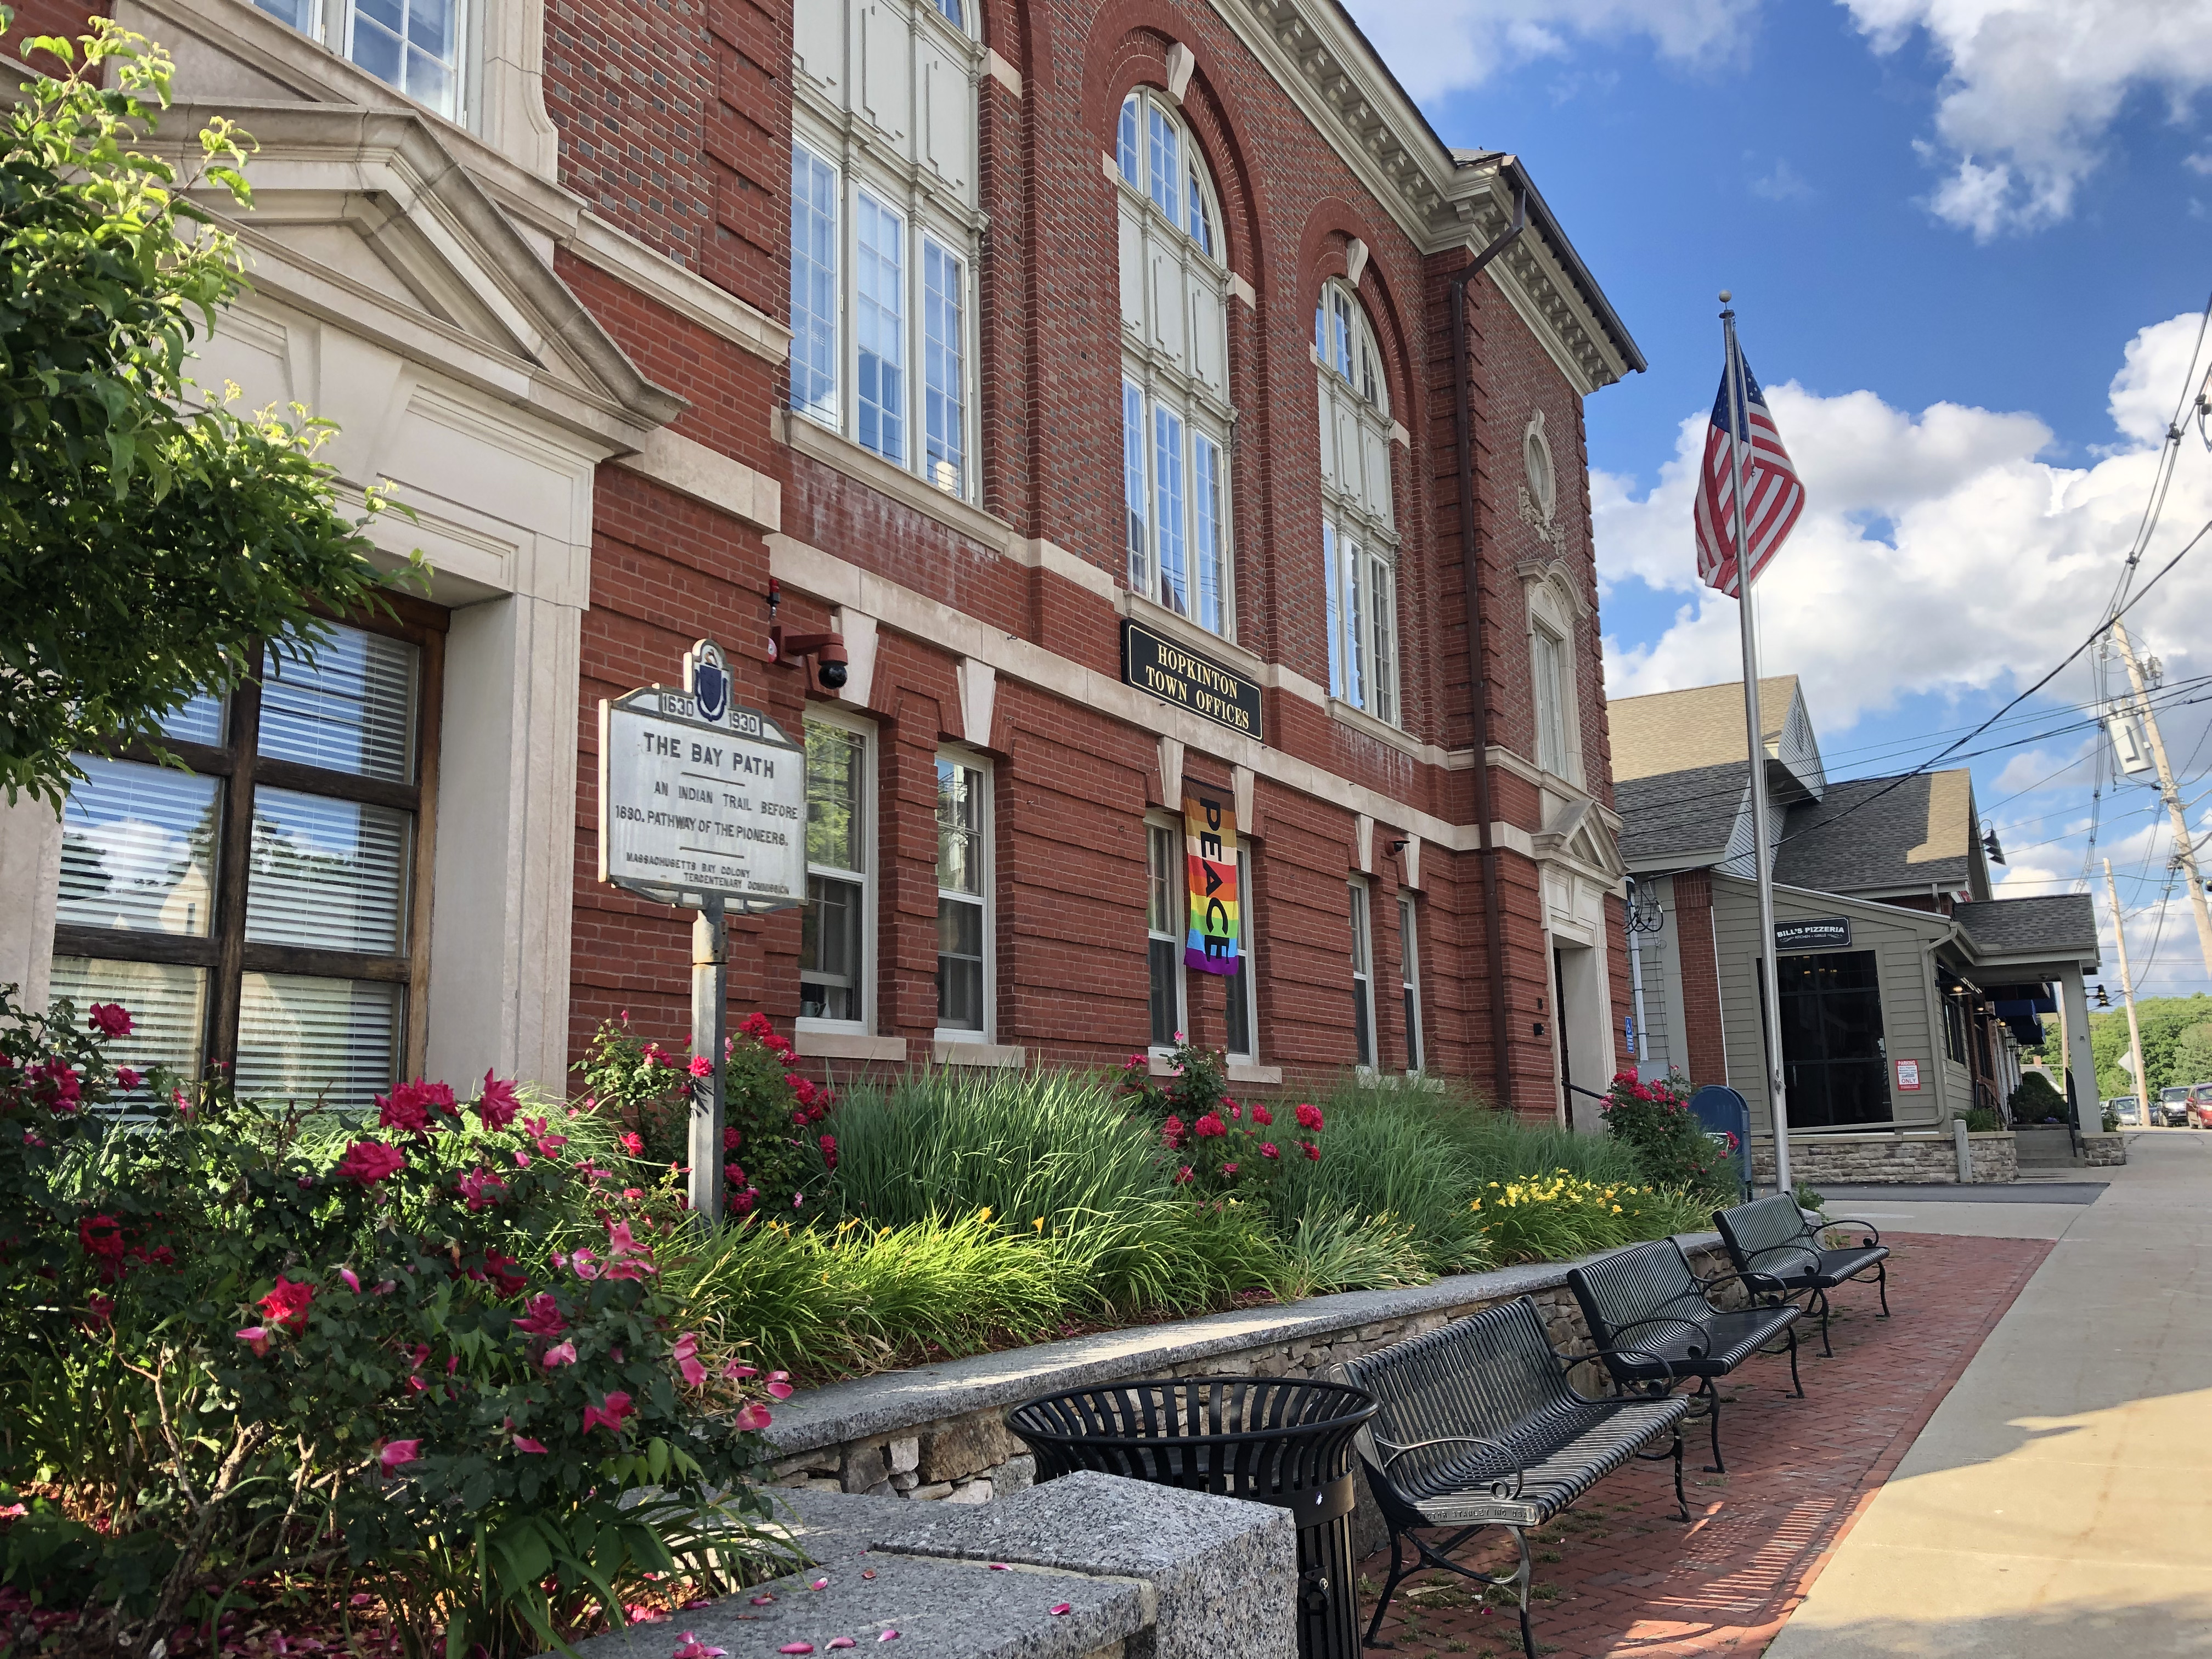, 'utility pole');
2111,618,2212,979
2103,857,2152,1125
